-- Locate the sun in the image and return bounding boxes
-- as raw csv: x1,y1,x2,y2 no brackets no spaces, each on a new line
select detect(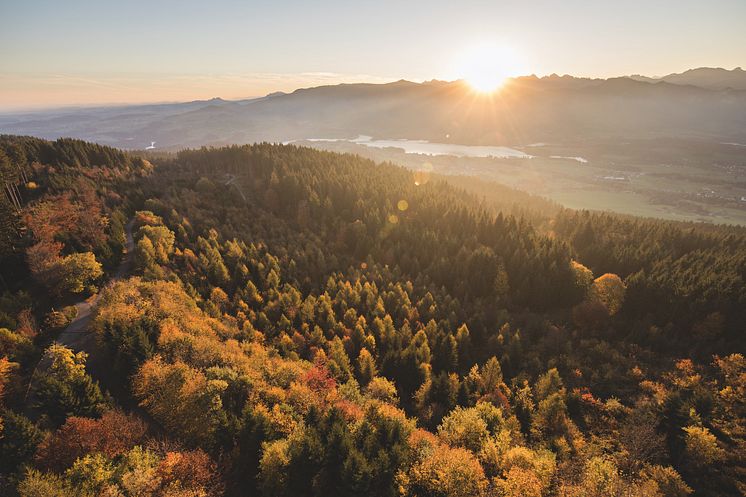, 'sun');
458,43,527,93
